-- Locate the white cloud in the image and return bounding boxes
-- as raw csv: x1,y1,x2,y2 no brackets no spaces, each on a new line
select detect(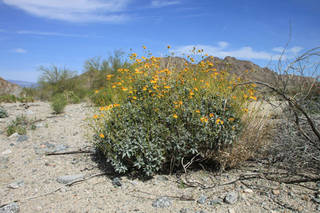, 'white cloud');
272,46,303,55
2,0,130,23
151,0,180,8
173,42,303,61
12,48,27,53
17,30,88,38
